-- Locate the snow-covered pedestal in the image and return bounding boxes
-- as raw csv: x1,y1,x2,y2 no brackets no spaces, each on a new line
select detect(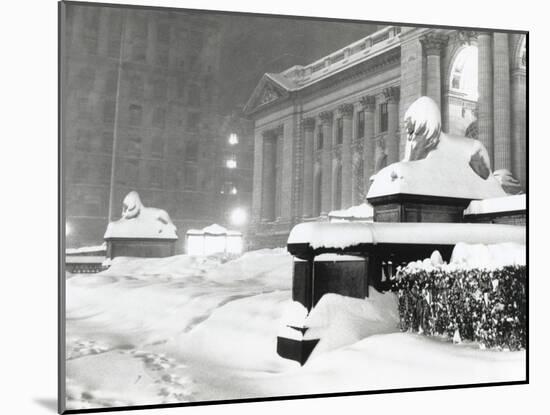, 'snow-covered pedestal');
328,203,374,223
292,255,367,310
367,96,506,223
65,243,107,273
104,192,178,259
